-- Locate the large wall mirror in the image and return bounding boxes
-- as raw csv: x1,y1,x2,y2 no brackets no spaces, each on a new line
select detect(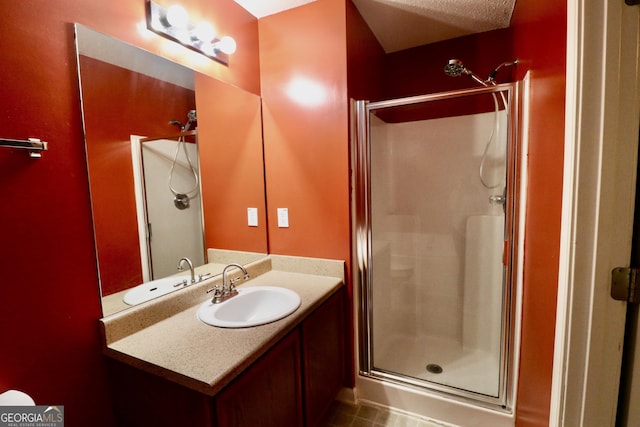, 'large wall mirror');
75,25,268,316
